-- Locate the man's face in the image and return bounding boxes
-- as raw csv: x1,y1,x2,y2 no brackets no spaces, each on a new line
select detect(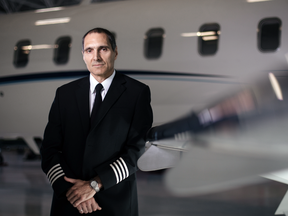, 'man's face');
82,32,118,82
